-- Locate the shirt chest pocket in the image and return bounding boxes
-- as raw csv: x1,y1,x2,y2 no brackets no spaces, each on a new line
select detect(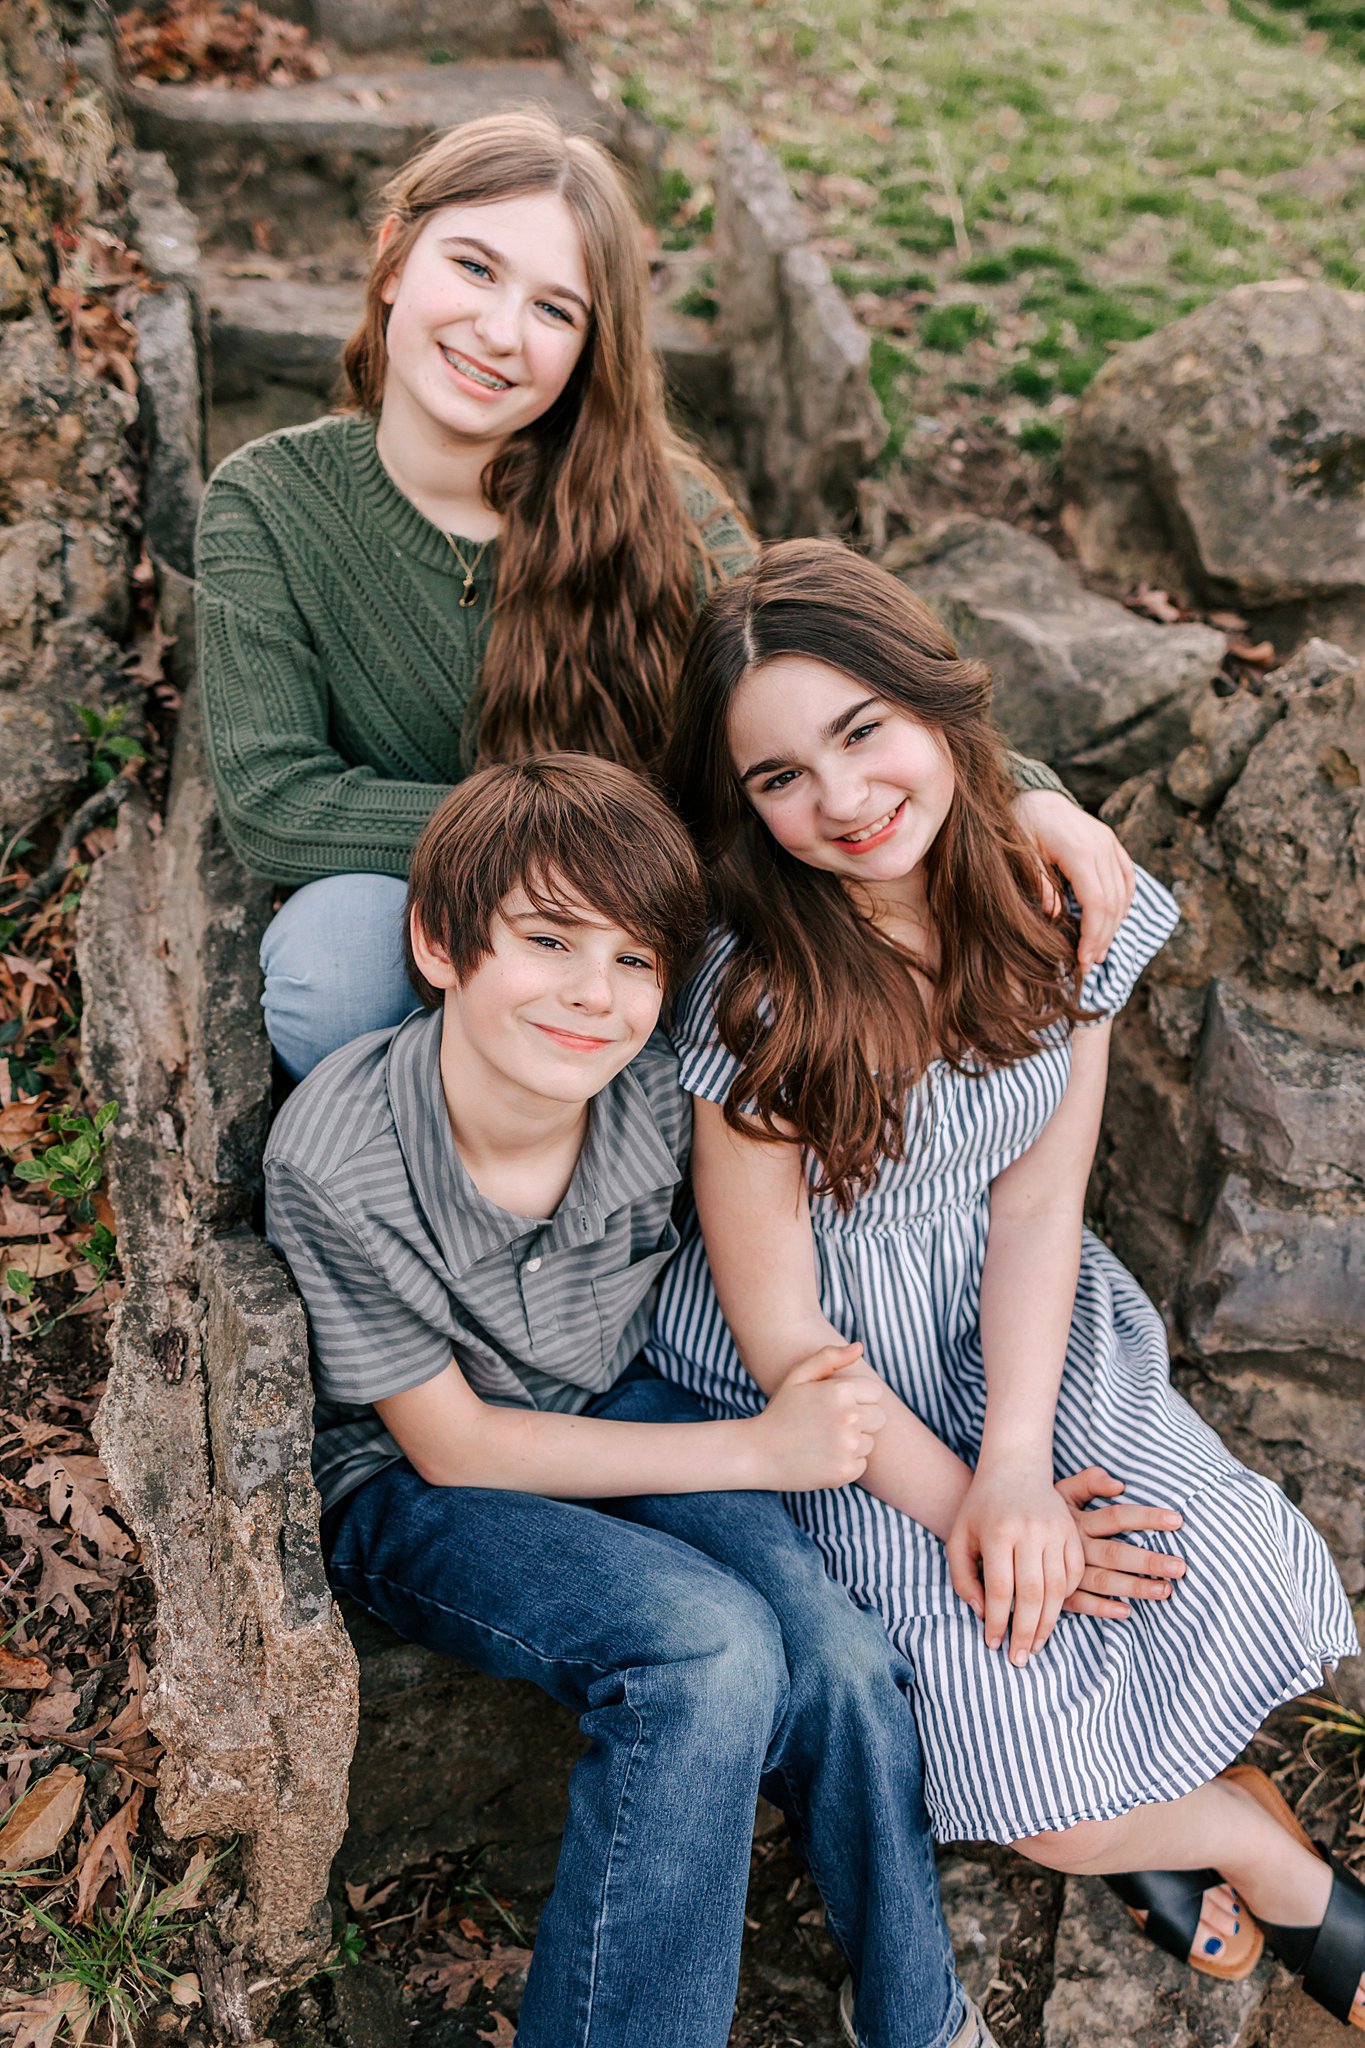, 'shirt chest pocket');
590,1217,681,1377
